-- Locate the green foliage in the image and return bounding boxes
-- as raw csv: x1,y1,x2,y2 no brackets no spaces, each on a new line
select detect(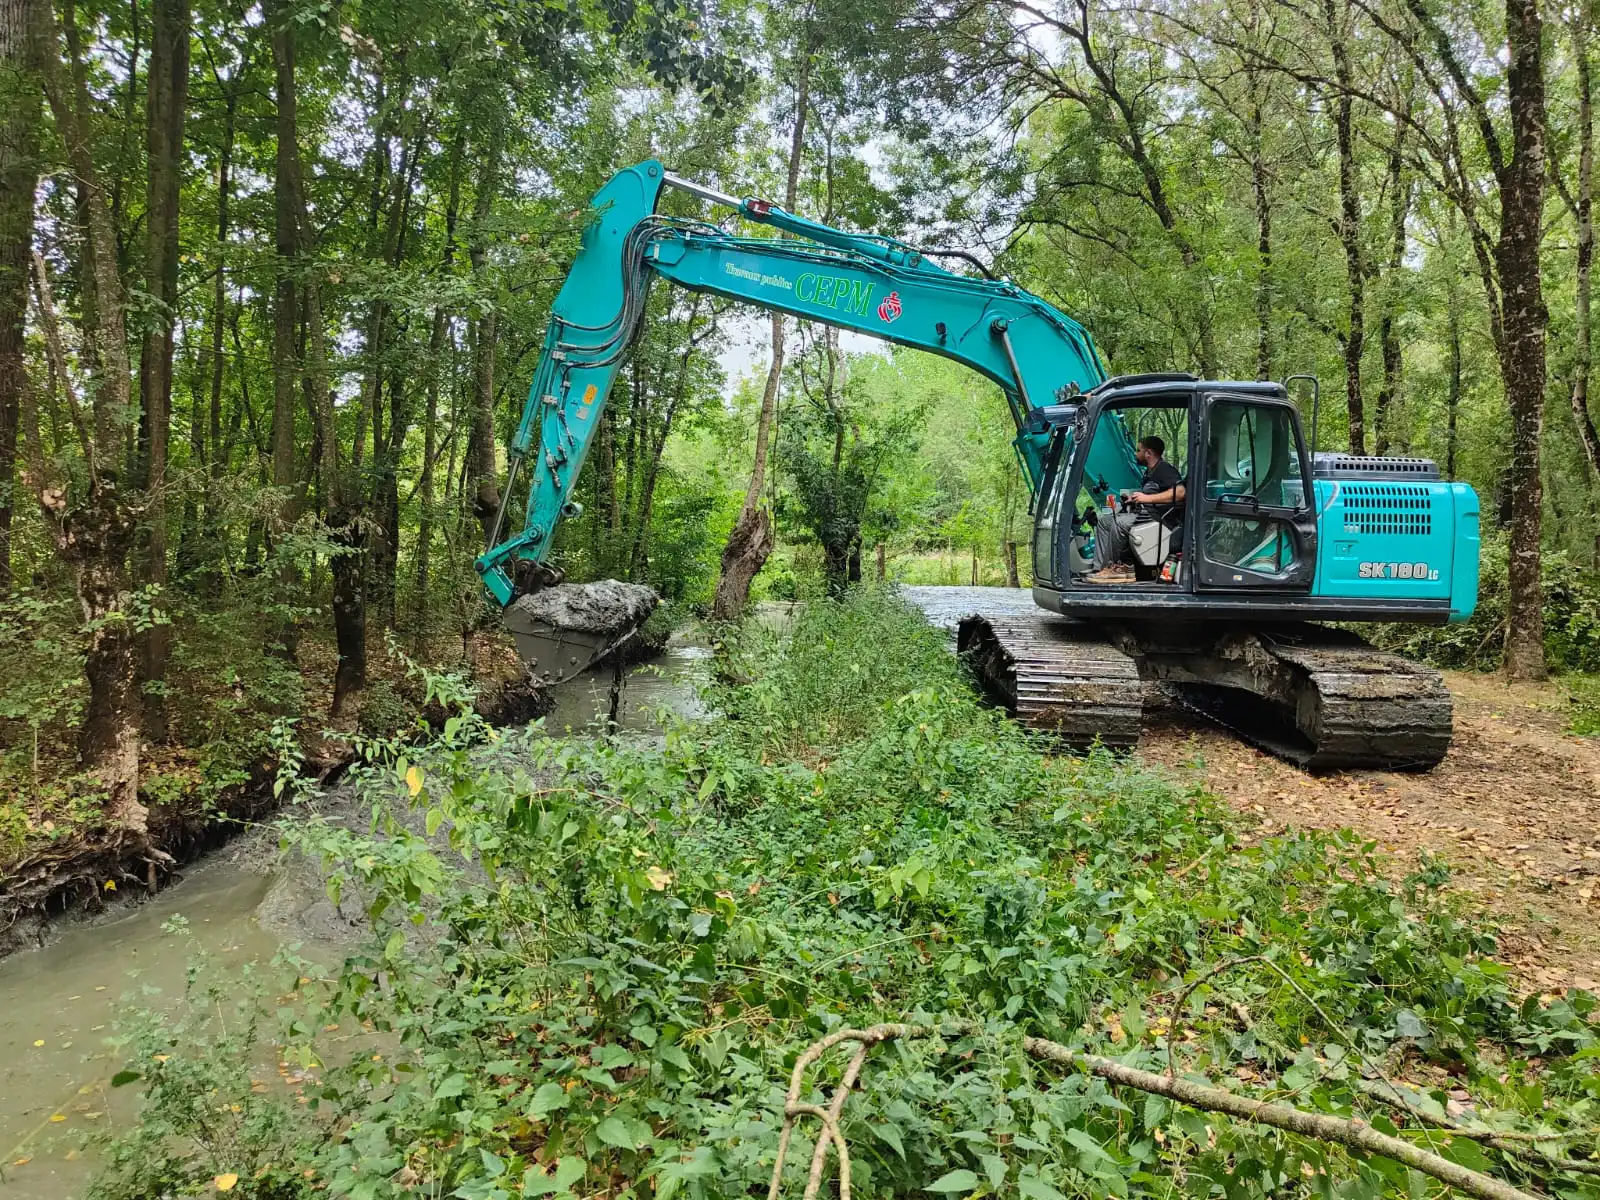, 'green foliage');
1566,676,1600,737
0,593,88,732
95,592,1599,1199
1374,535,1600,673
86,942,325,1200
